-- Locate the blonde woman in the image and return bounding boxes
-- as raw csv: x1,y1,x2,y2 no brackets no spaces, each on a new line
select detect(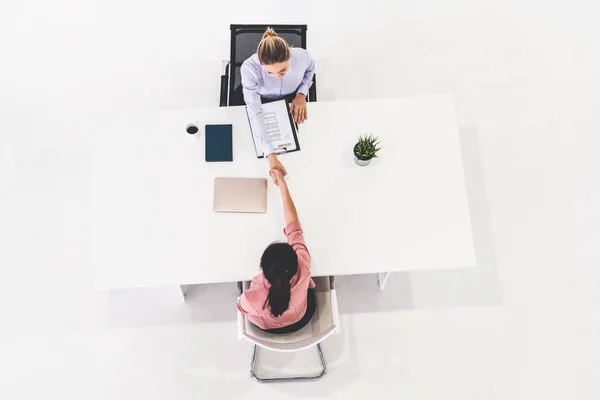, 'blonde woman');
241,27,316,176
